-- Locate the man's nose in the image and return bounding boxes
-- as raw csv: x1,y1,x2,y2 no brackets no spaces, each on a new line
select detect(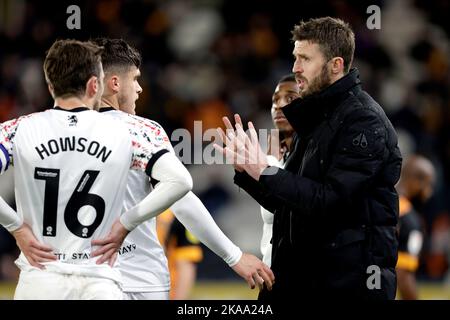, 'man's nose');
292,61,303,74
